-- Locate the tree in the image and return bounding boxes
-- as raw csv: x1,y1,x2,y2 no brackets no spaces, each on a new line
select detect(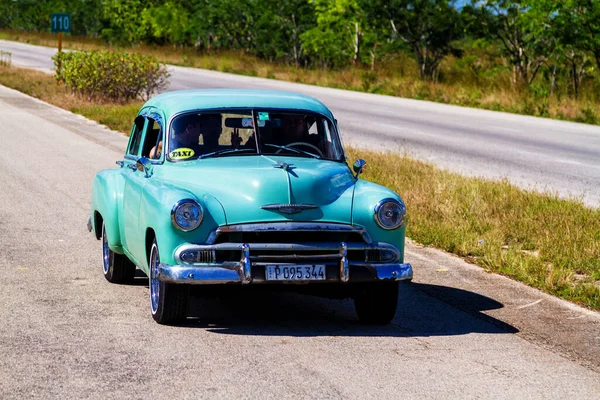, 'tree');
376,0,464,81
141,1,192,46
301,0,367,68
484,0,552,86
571,0,600,71
528,0,594,98
253,0,315,65
101,0,153,44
